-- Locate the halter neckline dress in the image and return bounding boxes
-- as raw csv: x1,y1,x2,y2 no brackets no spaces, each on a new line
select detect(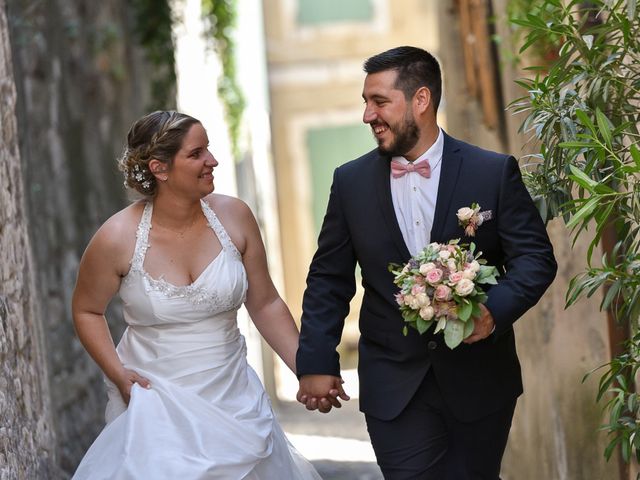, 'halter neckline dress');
73,200,320,479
